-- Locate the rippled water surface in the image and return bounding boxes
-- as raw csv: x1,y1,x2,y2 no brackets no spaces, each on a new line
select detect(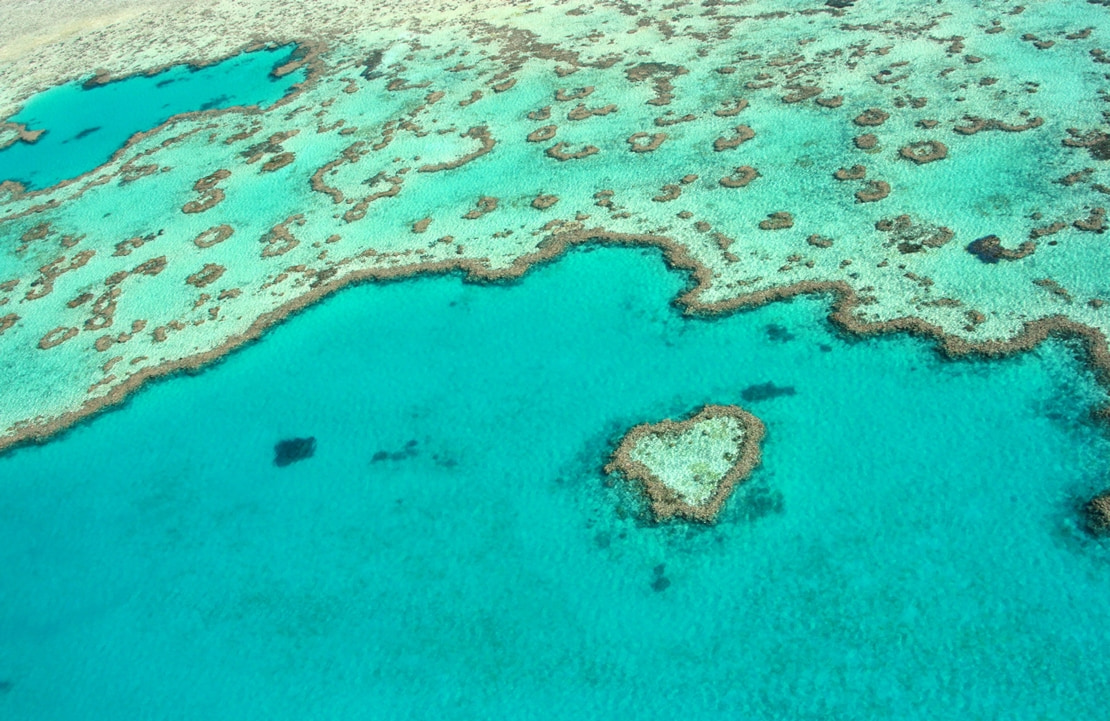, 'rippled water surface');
2,246,1109,719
